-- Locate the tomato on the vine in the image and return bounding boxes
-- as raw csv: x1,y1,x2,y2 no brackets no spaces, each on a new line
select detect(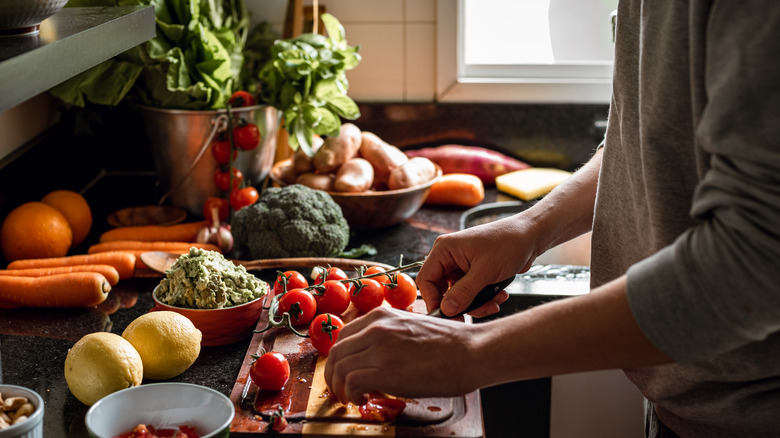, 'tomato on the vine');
309,313,344,355
278,288,317,326
249,351,290,391
384,272,418,310
313,280,351,315
230,186,259,211
350,278,385,313
313,267,348,285
229,90,256,107
211,138,236,165
214,167,244,192
233,122,260,150
364,266,391,288
203,196,230,222
273,270,309,295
